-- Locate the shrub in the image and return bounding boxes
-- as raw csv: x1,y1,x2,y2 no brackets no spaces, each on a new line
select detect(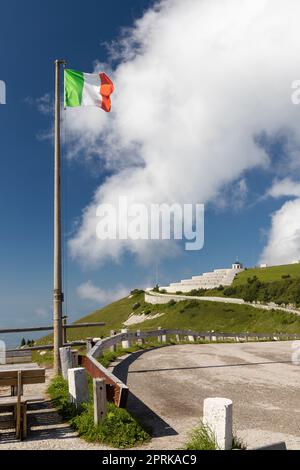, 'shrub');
183,300,200,309
130,289,144,295
132,302,141,310
167,299,176,307
184,420,246,450
223,287,237,296
48,376,150,448
72,402,149,448
185,422,218,450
